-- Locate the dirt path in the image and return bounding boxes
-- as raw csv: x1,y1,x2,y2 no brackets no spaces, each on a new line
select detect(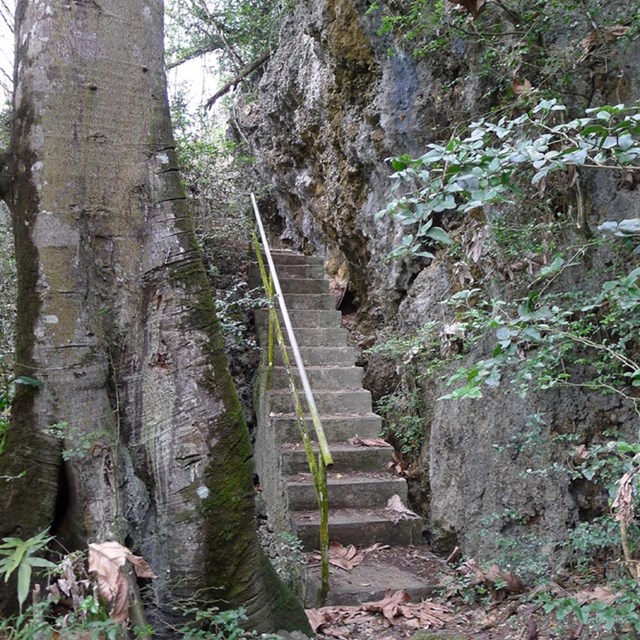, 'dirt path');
304,544,601,640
